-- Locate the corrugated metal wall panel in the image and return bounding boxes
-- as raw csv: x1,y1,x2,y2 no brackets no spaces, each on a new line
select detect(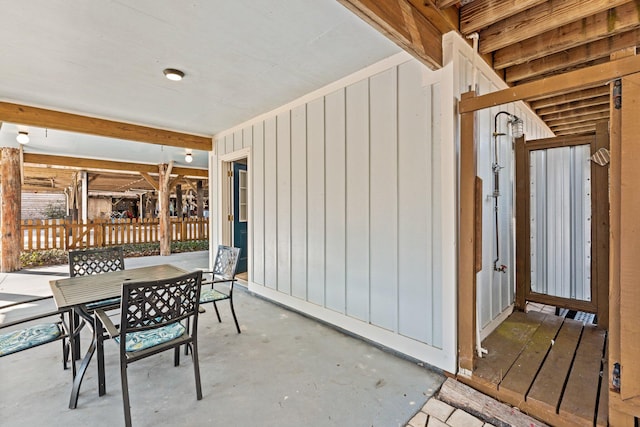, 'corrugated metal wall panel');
530,145,591,301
